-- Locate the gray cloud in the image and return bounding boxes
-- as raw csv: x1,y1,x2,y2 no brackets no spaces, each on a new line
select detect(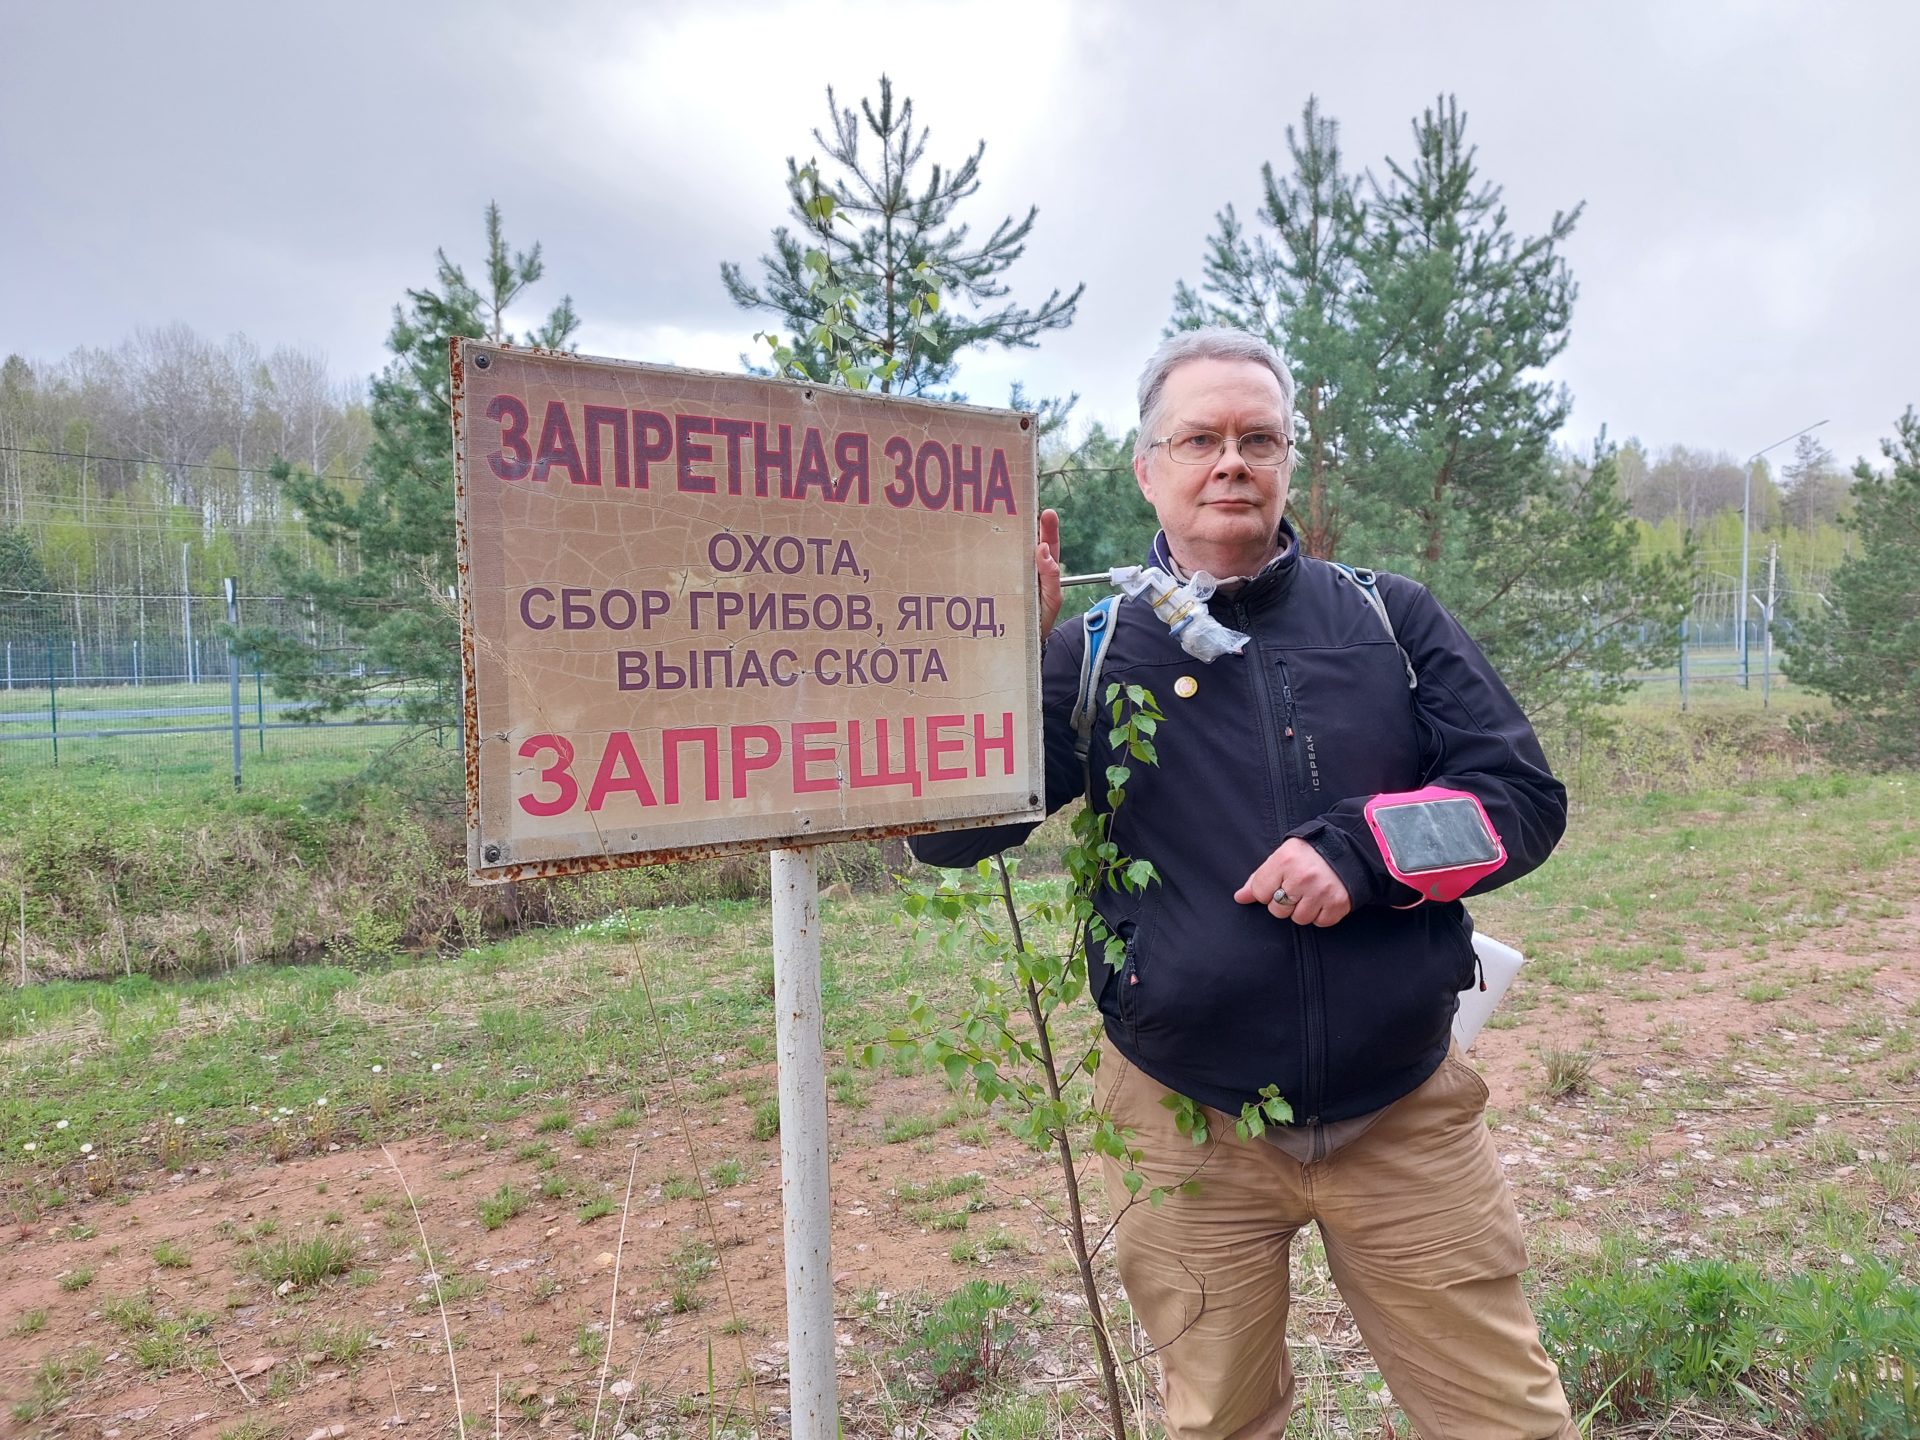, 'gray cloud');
3,0,1914,470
